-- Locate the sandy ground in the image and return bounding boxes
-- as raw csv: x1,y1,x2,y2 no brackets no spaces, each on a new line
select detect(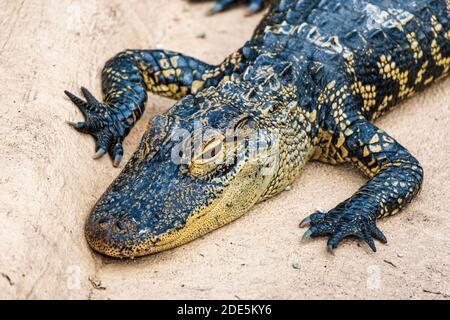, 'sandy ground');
0,0,449,300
